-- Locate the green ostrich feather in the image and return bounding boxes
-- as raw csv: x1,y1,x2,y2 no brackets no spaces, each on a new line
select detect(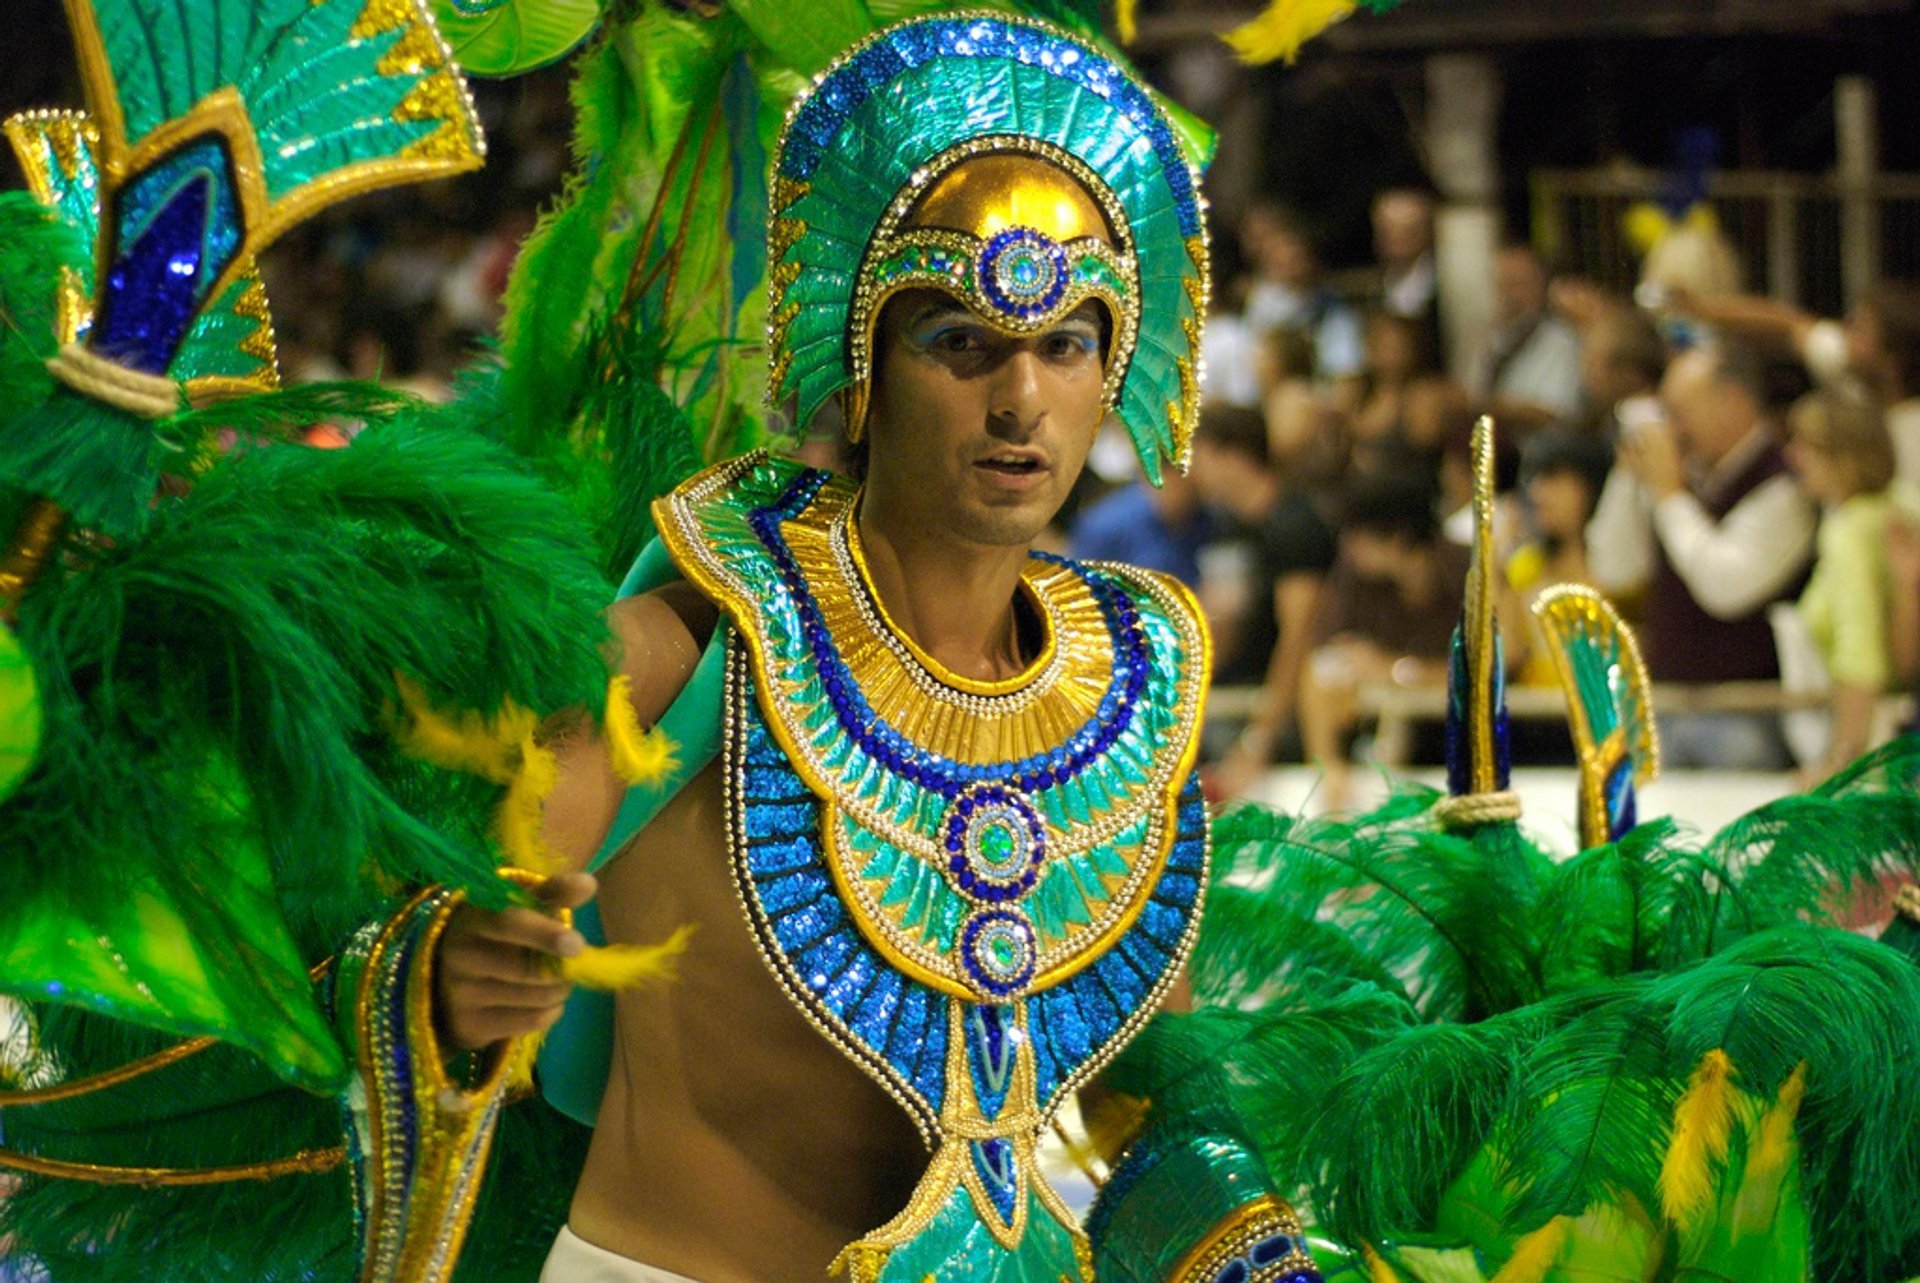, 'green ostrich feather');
0,412,616,1086
1105,736,1920,1280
